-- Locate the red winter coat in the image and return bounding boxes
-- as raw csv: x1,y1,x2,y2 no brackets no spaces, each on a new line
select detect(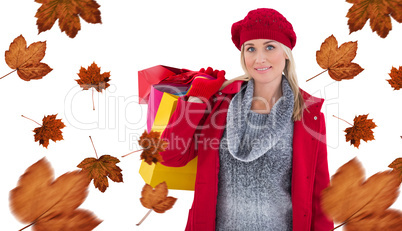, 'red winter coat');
160,80,334,231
